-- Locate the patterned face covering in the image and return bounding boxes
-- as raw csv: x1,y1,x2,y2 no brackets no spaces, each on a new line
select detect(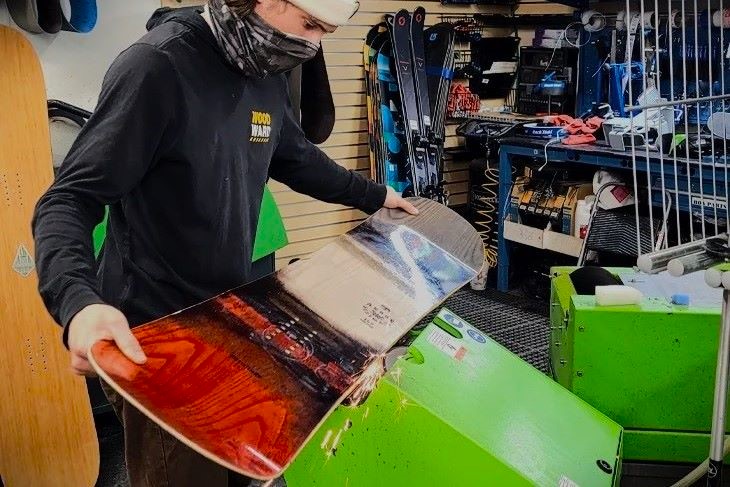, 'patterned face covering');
207,0,320,78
